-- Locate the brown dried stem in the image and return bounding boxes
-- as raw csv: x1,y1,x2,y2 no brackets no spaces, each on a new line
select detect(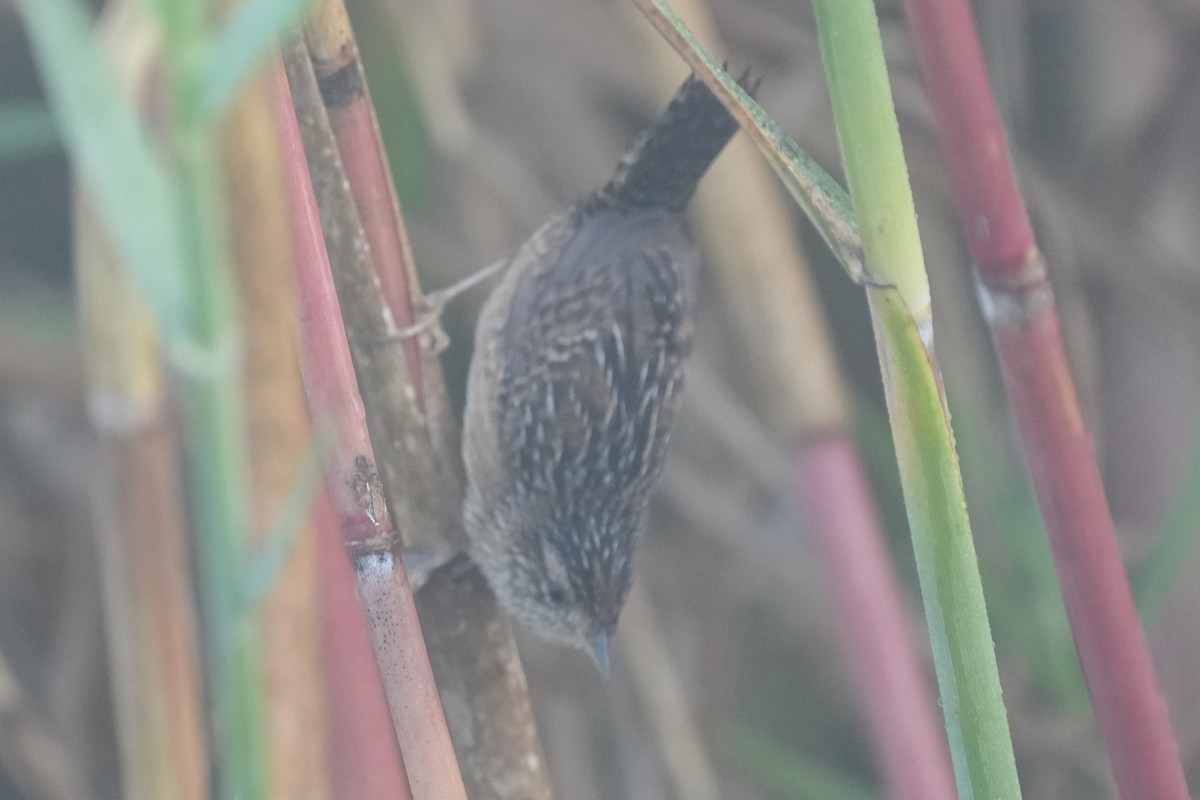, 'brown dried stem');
73,6,208,798
302,0,463,570
219,44,329,800
76,191,209,800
